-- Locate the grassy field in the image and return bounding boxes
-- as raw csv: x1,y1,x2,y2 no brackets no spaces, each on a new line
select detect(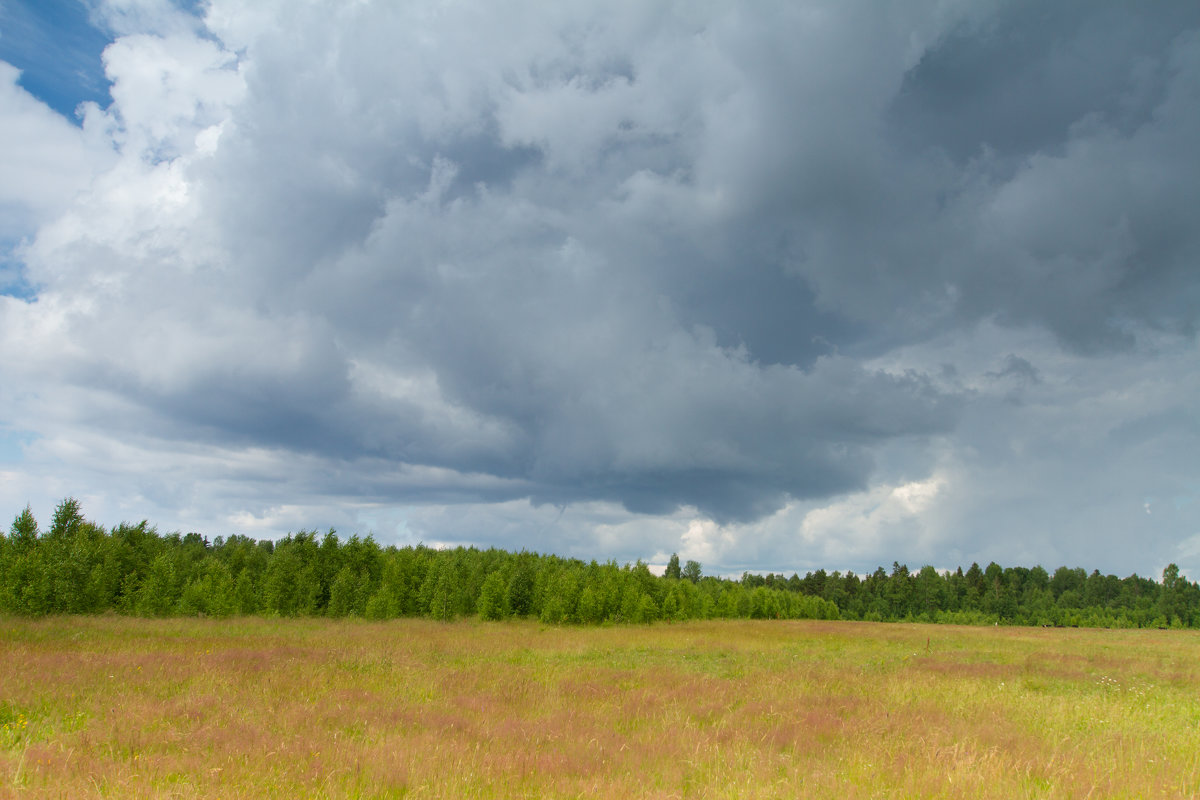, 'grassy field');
1,617,1198,798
